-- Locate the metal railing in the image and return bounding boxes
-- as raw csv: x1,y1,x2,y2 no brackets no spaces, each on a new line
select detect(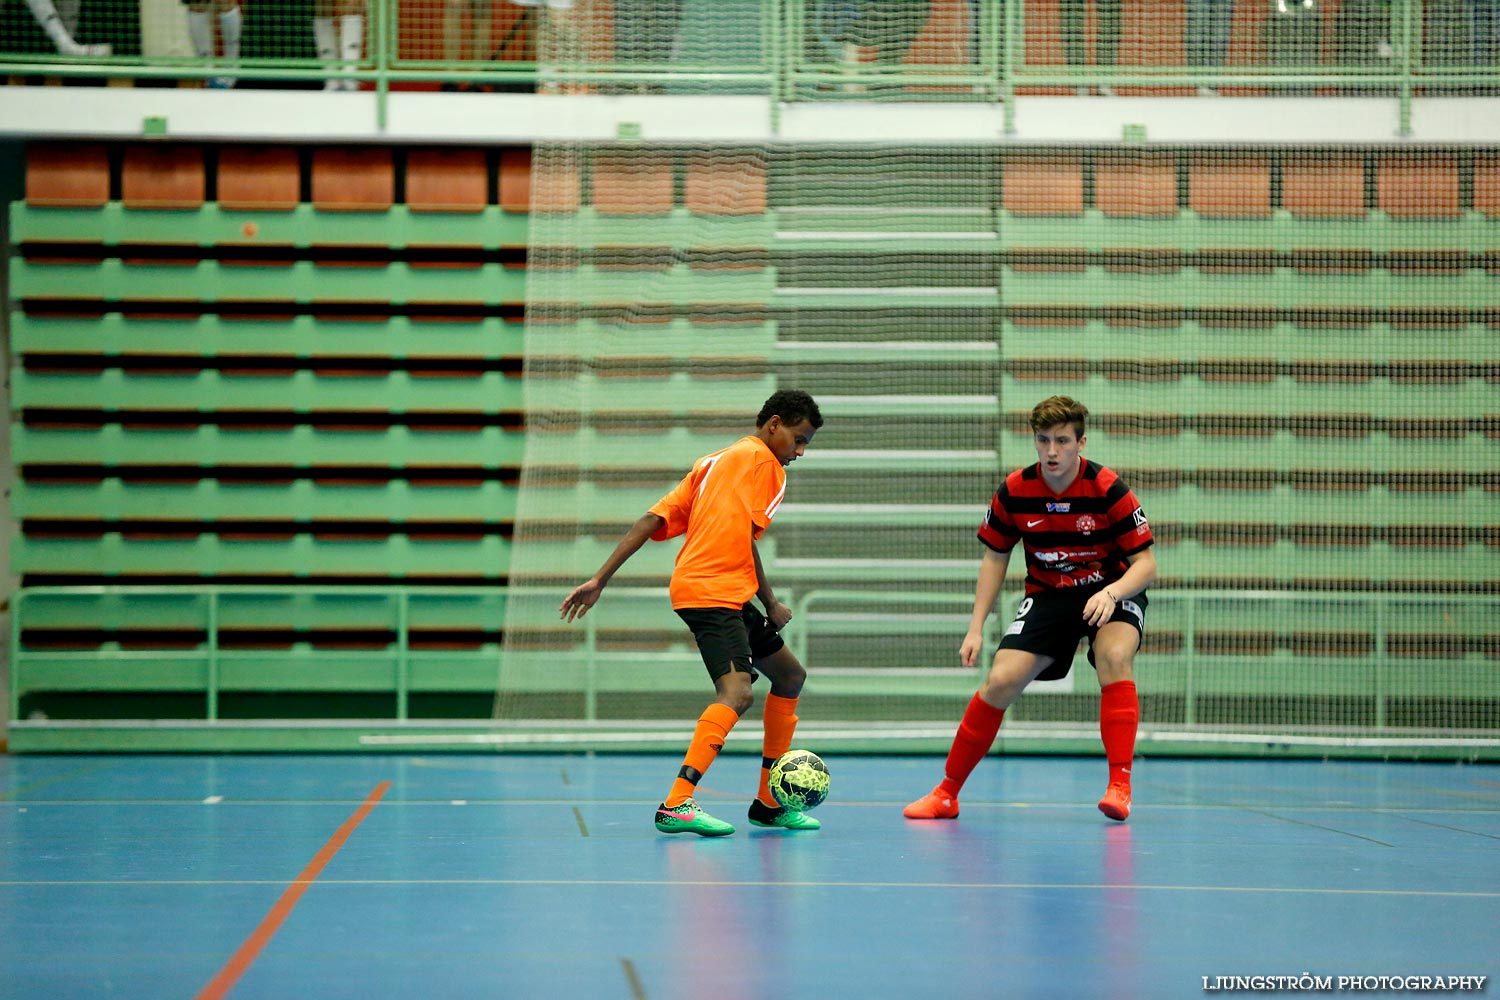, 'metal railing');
3,0,1497,136
12,584,1498,737
788,587,1500,734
